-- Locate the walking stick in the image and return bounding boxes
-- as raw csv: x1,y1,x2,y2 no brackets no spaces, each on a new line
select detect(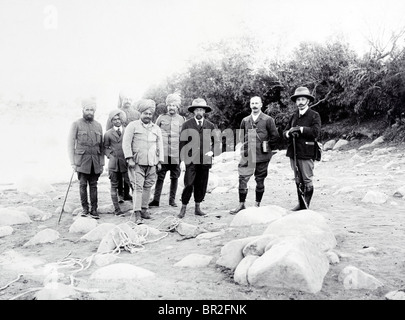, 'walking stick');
292,135,308,209
57,168,75,225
